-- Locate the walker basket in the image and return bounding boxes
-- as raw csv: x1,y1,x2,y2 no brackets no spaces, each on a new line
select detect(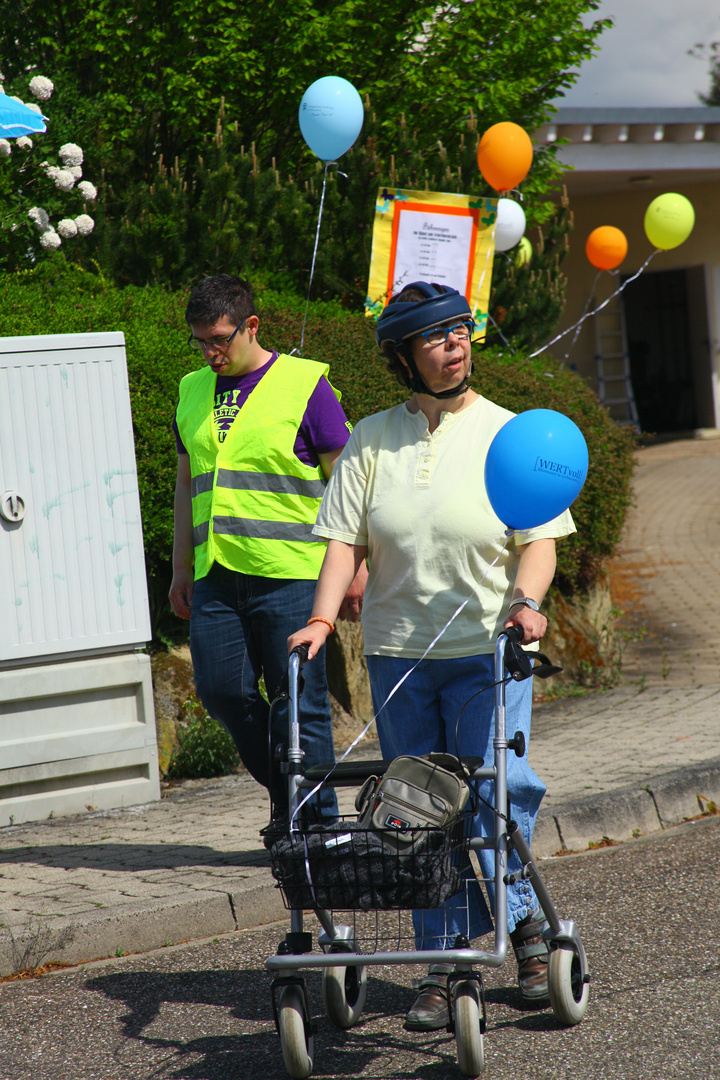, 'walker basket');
265,817,472,912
